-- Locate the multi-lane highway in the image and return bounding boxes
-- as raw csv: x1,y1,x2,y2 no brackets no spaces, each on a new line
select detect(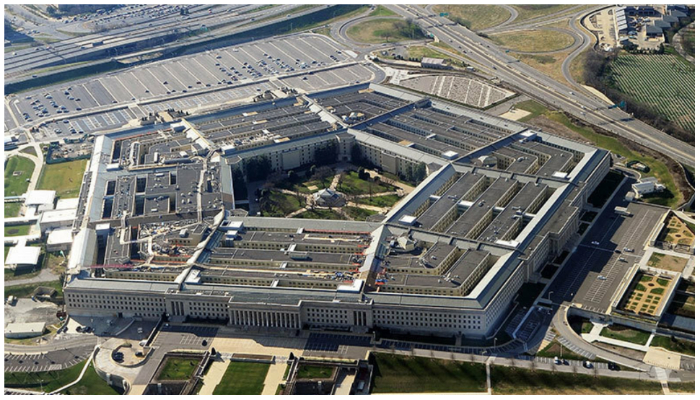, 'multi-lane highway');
386,5,694,167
